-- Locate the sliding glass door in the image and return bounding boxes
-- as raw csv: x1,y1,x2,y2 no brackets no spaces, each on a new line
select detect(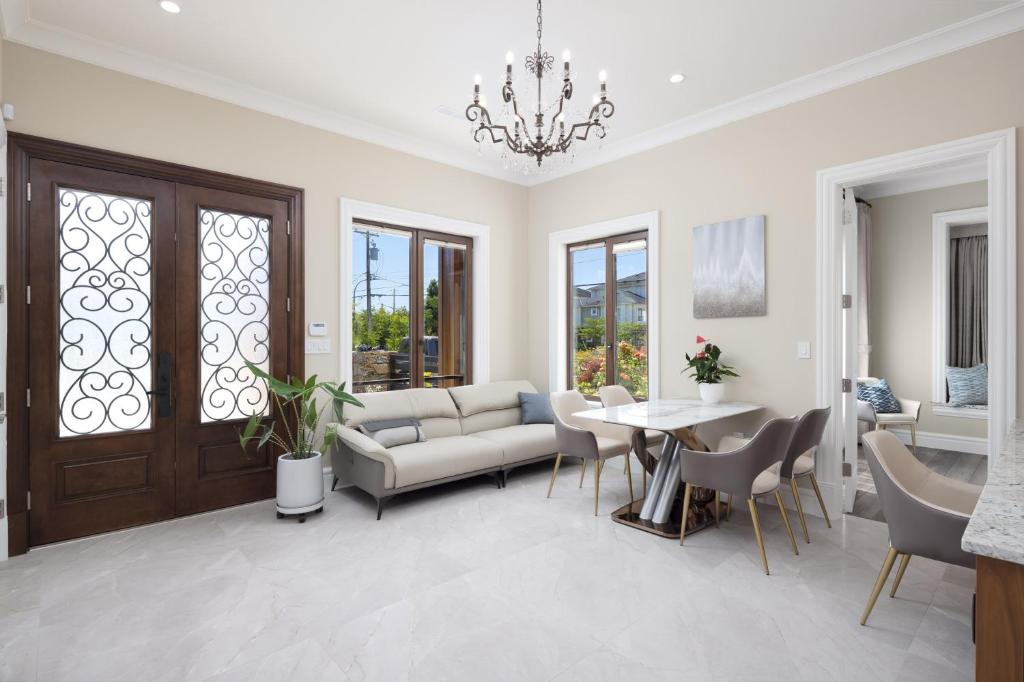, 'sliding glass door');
351,221,472,393
569,231,648,398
